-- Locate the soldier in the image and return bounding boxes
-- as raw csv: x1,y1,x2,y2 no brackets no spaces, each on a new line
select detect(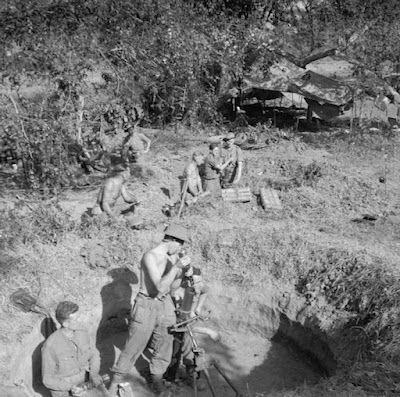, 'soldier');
41,301,102,397
91,168,138,220
121,123,151,163
108,224,191,396
202,143,232,196
182,151,210,205
165,267,220,390
220,132,244,188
